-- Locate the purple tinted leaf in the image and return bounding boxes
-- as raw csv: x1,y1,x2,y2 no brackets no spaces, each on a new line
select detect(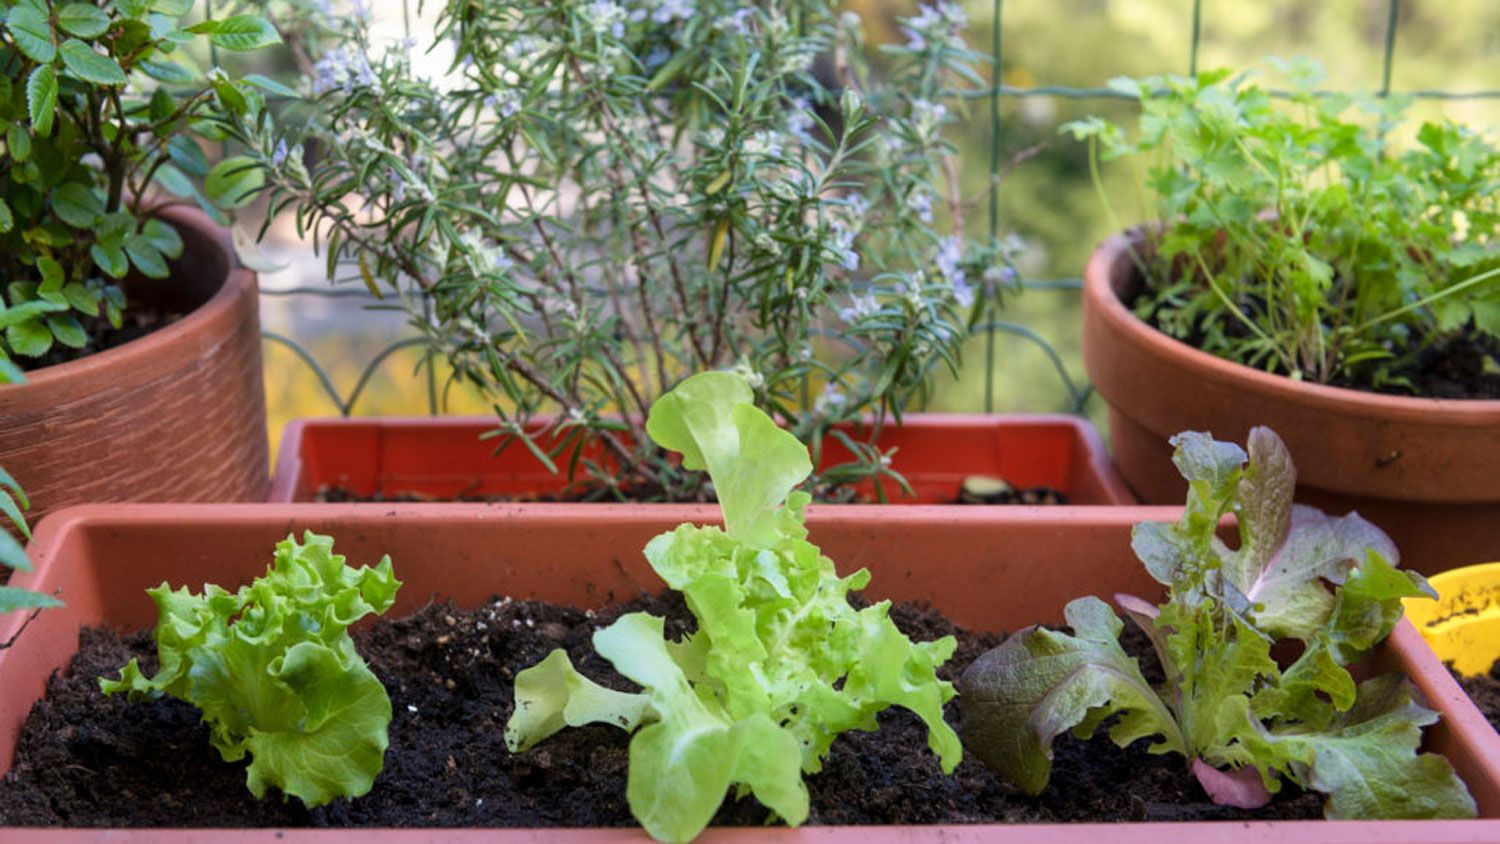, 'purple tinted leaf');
1192,758,1273,809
